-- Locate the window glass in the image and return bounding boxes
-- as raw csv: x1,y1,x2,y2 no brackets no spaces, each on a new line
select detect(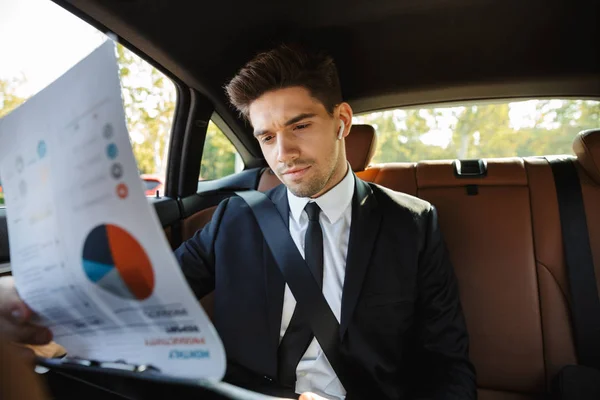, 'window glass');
117,46,176,194
199,121,244,180
353,99,600,163
0,0,176,203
